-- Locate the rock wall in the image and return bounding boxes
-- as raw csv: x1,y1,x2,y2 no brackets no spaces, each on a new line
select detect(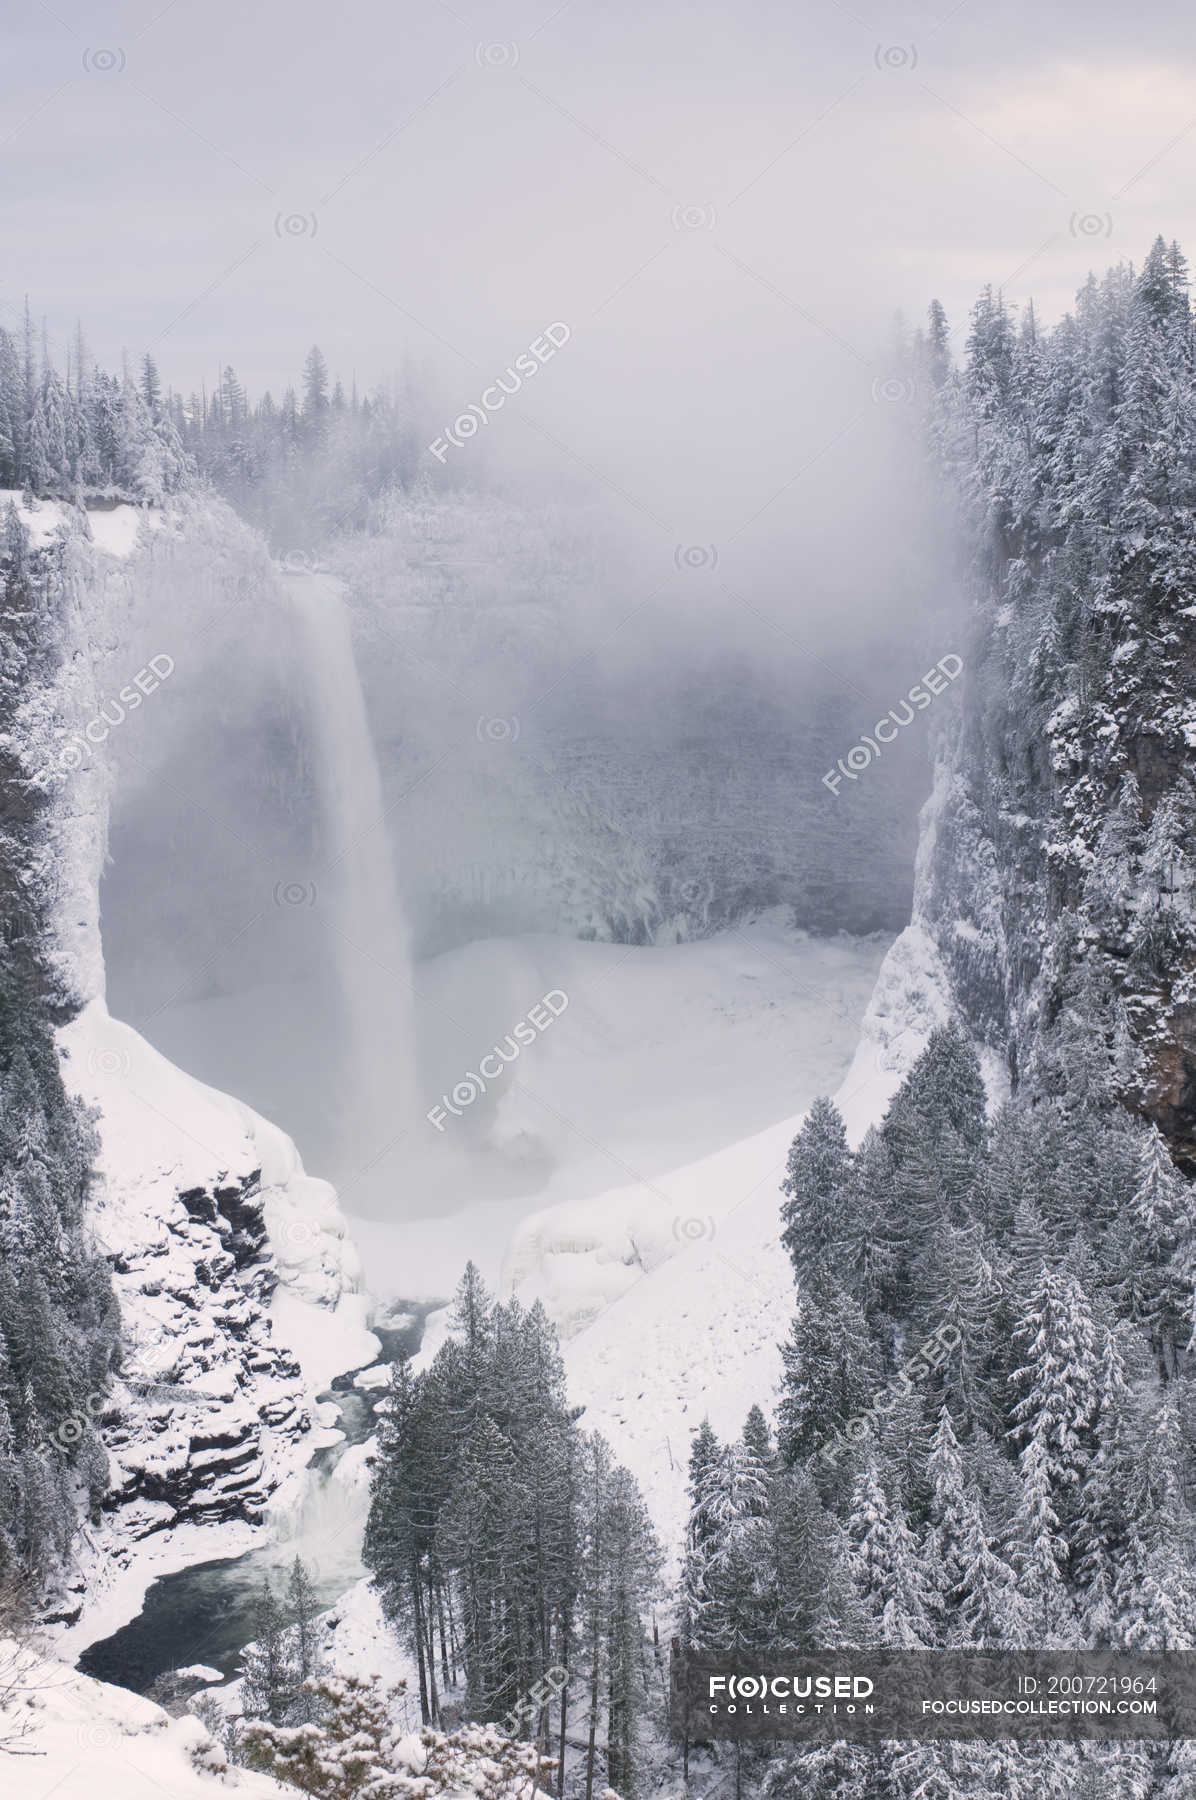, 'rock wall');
906,611,1196,1161
9,493,375,1636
